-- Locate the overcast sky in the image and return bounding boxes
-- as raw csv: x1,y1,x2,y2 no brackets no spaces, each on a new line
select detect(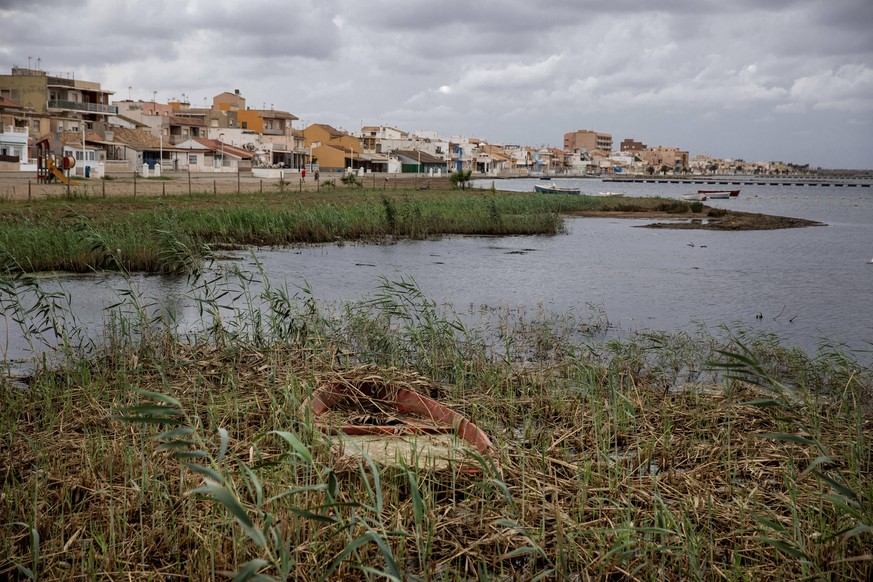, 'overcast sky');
2,0,872,168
